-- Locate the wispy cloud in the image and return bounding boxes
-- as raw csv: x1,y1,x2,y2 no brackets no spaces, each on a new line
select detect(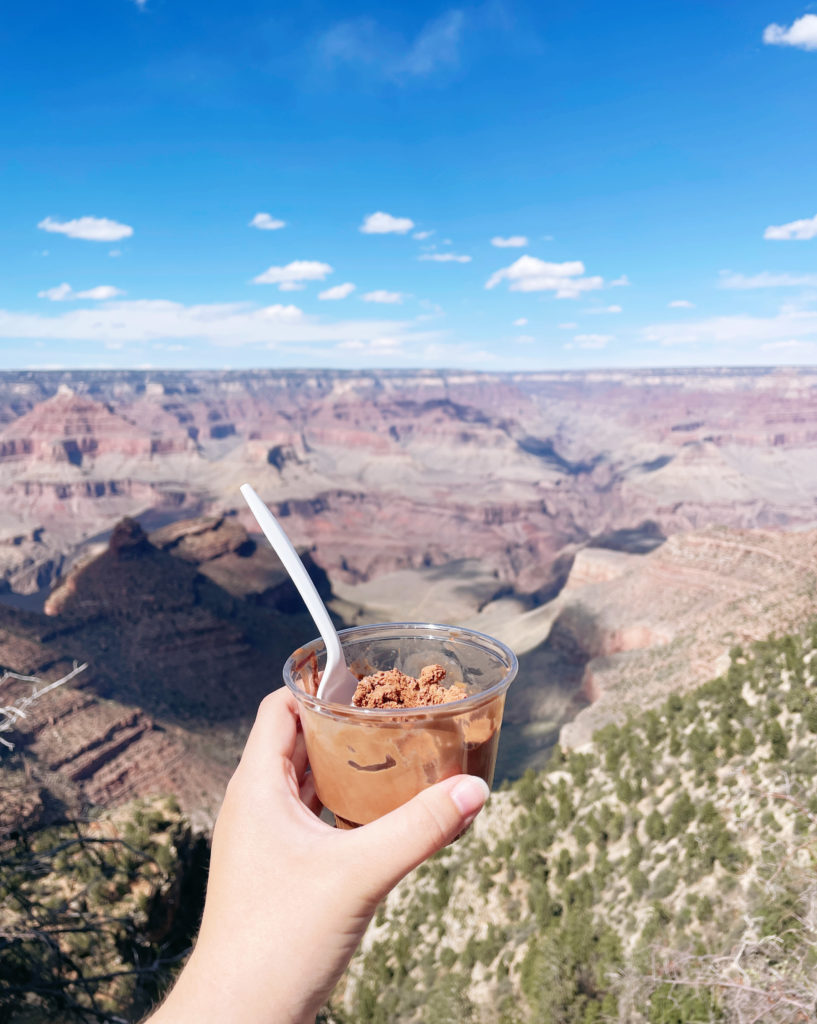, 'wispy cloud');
252,260,333,289
668,299,695,308
718,270,817,289
643,308,817,348
491,235,527,248
401,9,465,75
38,216,133,242
338,336,404,354
513,317,528,326
763,14,817,51
38,283,73,302
485,256,603,298
362,290,404,303
585,304,622,314
413,230,434,240
0,299,438,352
764,213,817,241
77,285,125,300
569,333,613,349
319,10,466,80
610,275,630,287
418,252,472,263
38,283,125,302
250,212,286,231
760,339,817,354
360,211,415,234
318,282,355,300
